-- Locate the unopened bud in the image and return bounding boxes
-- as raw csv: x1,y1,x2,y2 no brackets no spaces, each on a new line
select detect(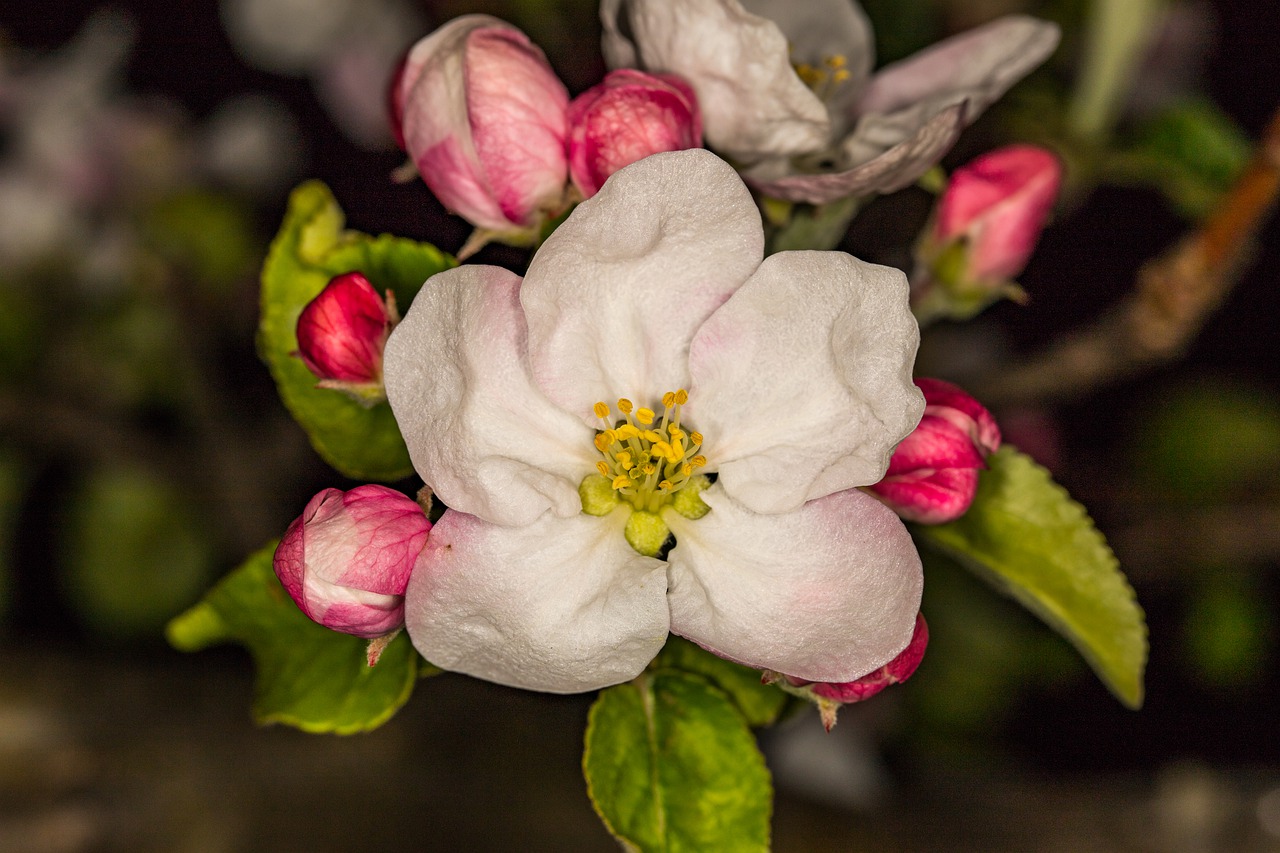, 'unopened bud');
771,613,929,730
295,271,397,407
914,145,1061,320
396,16,569,238
566,69,702,199
867,378,1001,524
273,485,432,640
